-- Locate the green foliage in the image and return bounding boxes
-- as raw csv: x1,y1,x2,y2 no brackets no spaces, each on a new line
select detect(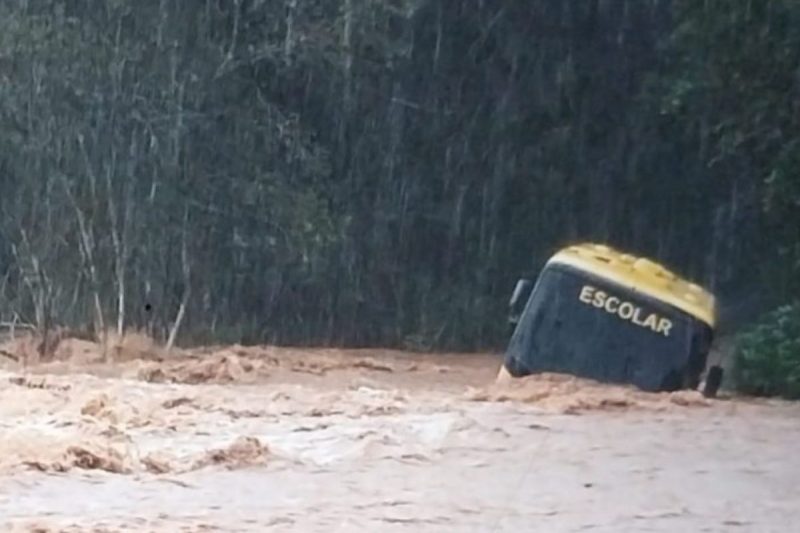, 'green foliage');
732,303,800,399
0,0,797,350
660,0,800,295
